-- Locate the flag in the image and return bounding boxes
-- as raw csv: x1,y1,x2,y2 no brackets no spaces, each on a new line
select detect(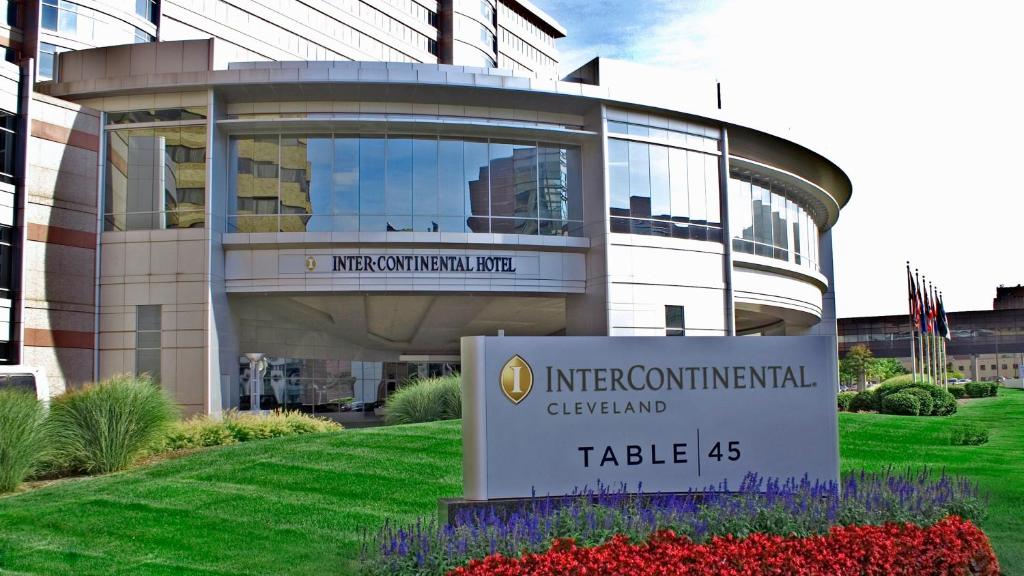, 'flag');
921,281,931,334
938,292,951,340
928,285,938,335
907,266,920,328
917,274,927,334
